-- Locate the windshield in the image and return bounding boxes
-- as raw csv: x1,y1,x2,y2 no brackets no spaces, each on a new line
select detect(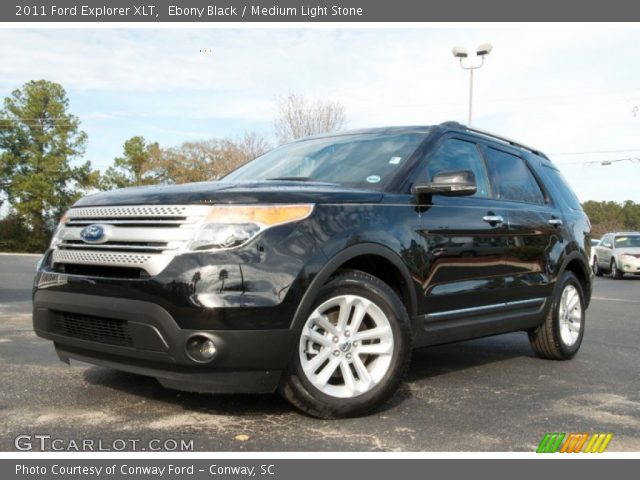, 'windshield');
223,132,427,191
614,235,640,248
